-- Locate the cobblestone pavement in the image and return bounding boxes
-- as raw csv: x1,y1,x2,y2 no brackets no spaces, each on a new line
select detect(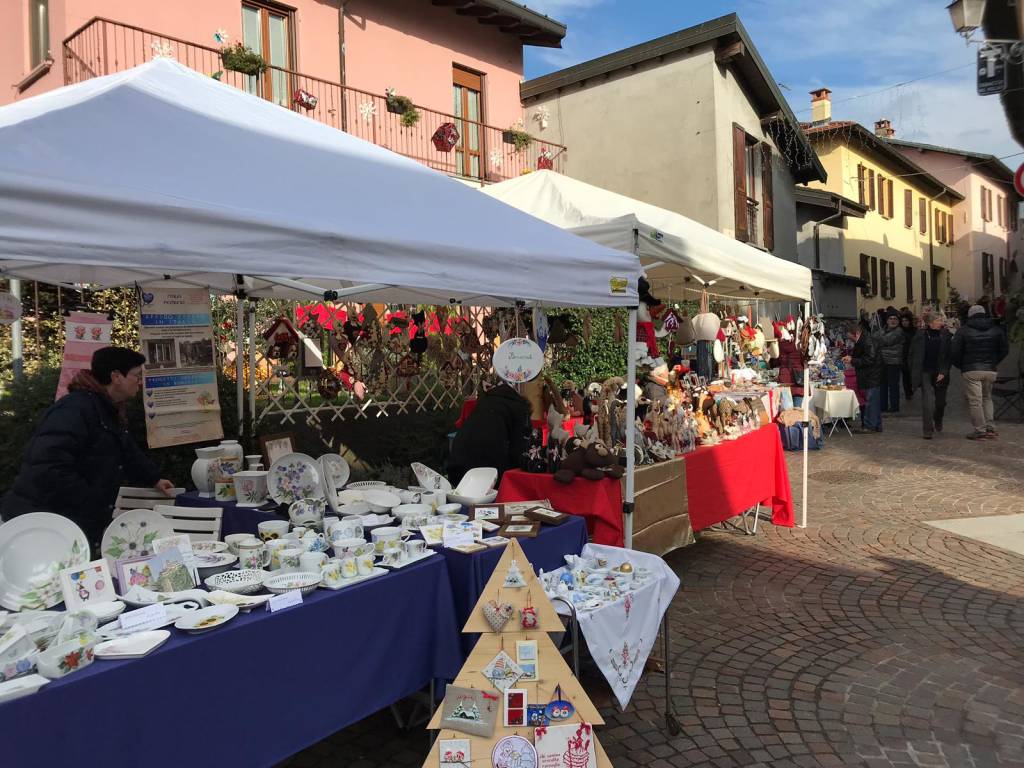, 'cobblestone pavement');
283,364,1024,768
